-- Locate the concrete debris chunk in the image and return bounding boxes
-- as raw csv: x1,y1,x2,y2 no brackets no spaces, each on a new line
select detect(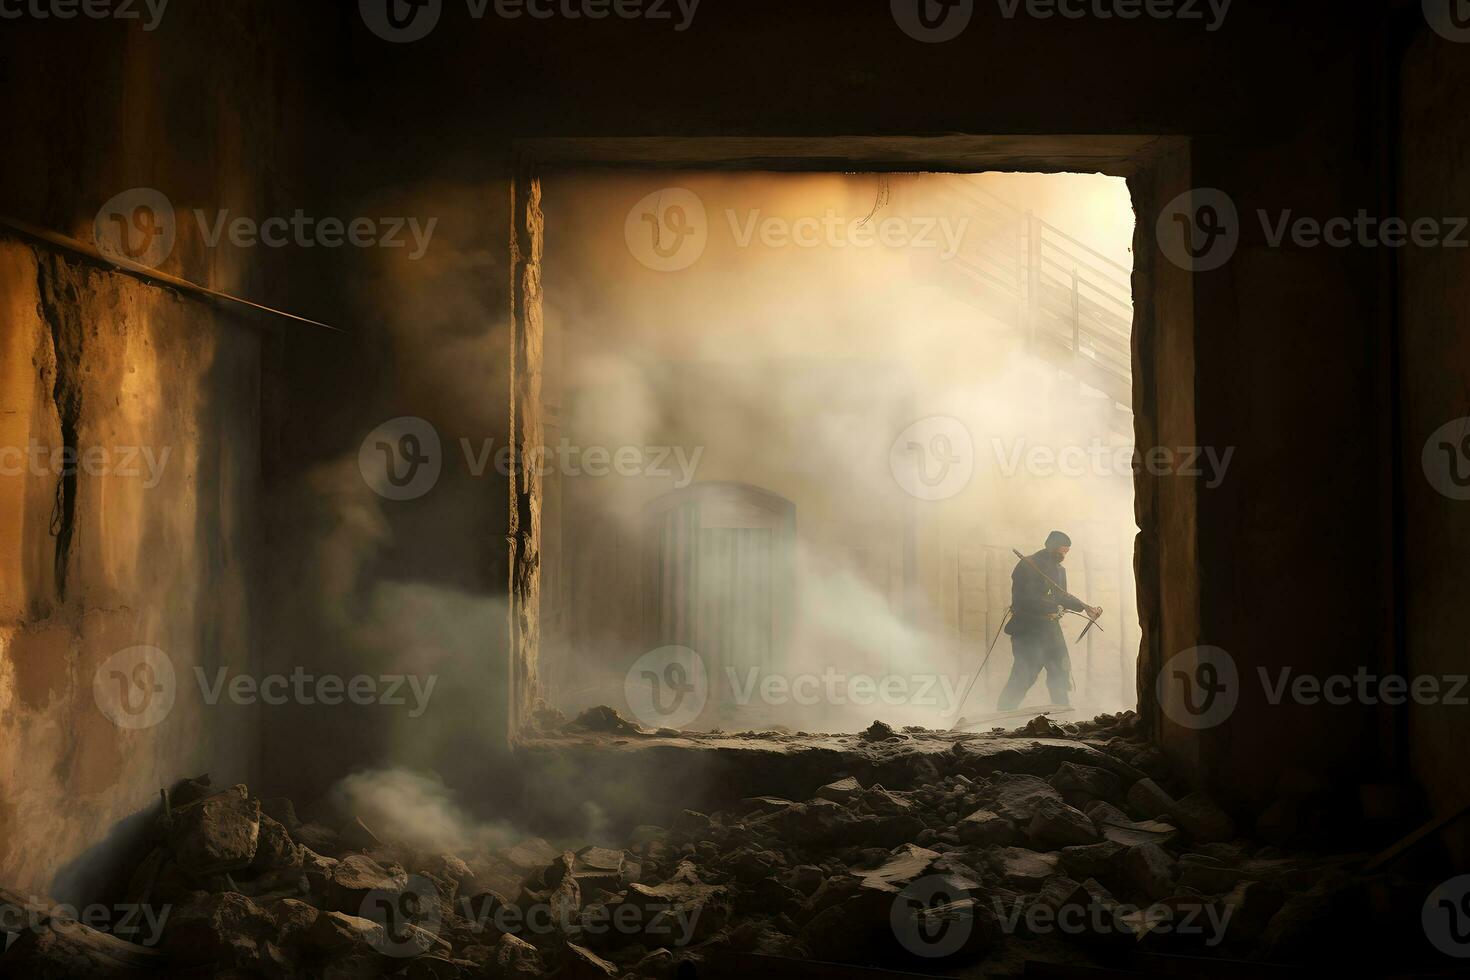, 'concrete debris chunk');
990,772,1067,823
564,941,619,978
337,816,382,853
1124,842,1178,900
1026,797,1101,848
168,786,261,876
1126,777,1177,821
853,843,940,894
1050,762,1123,806
815,776,863,803
572,704,644,734
1172,792,1236,843
325,853,399,915
958,808,1022,846
991,847,1063,888
860,719,901,741
1060,840,1127,879
163,891,276,968
502,836,560,873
